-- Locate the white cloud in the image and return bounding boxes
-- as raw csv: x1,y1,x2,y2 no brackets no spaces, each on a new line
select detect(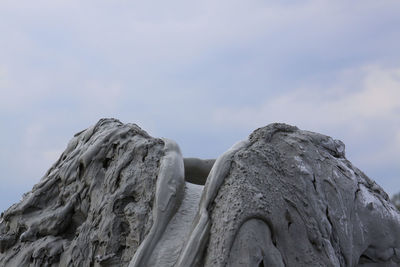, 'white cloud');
23,123,45,148
79,80,123,112
212,65,400,167
213,65,400,126
354,67,400,117
1,0,400,210
0,0,399,115
0,65,9,90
